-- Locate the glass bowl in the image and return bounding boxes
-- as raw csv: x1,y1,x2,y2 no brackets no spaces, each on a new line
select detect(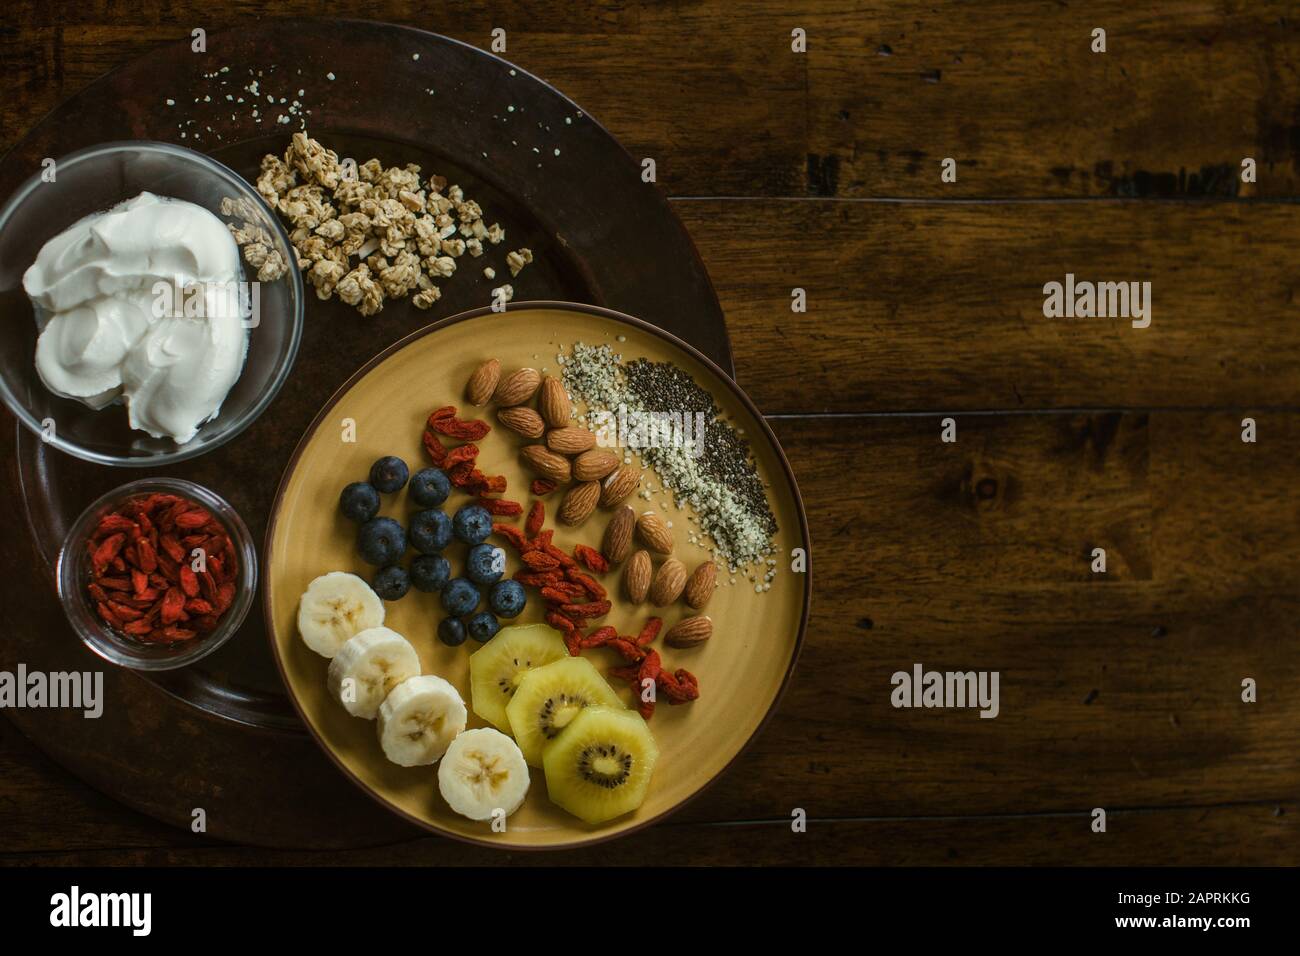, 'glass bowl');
0,141,303,466
57,478,258,670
